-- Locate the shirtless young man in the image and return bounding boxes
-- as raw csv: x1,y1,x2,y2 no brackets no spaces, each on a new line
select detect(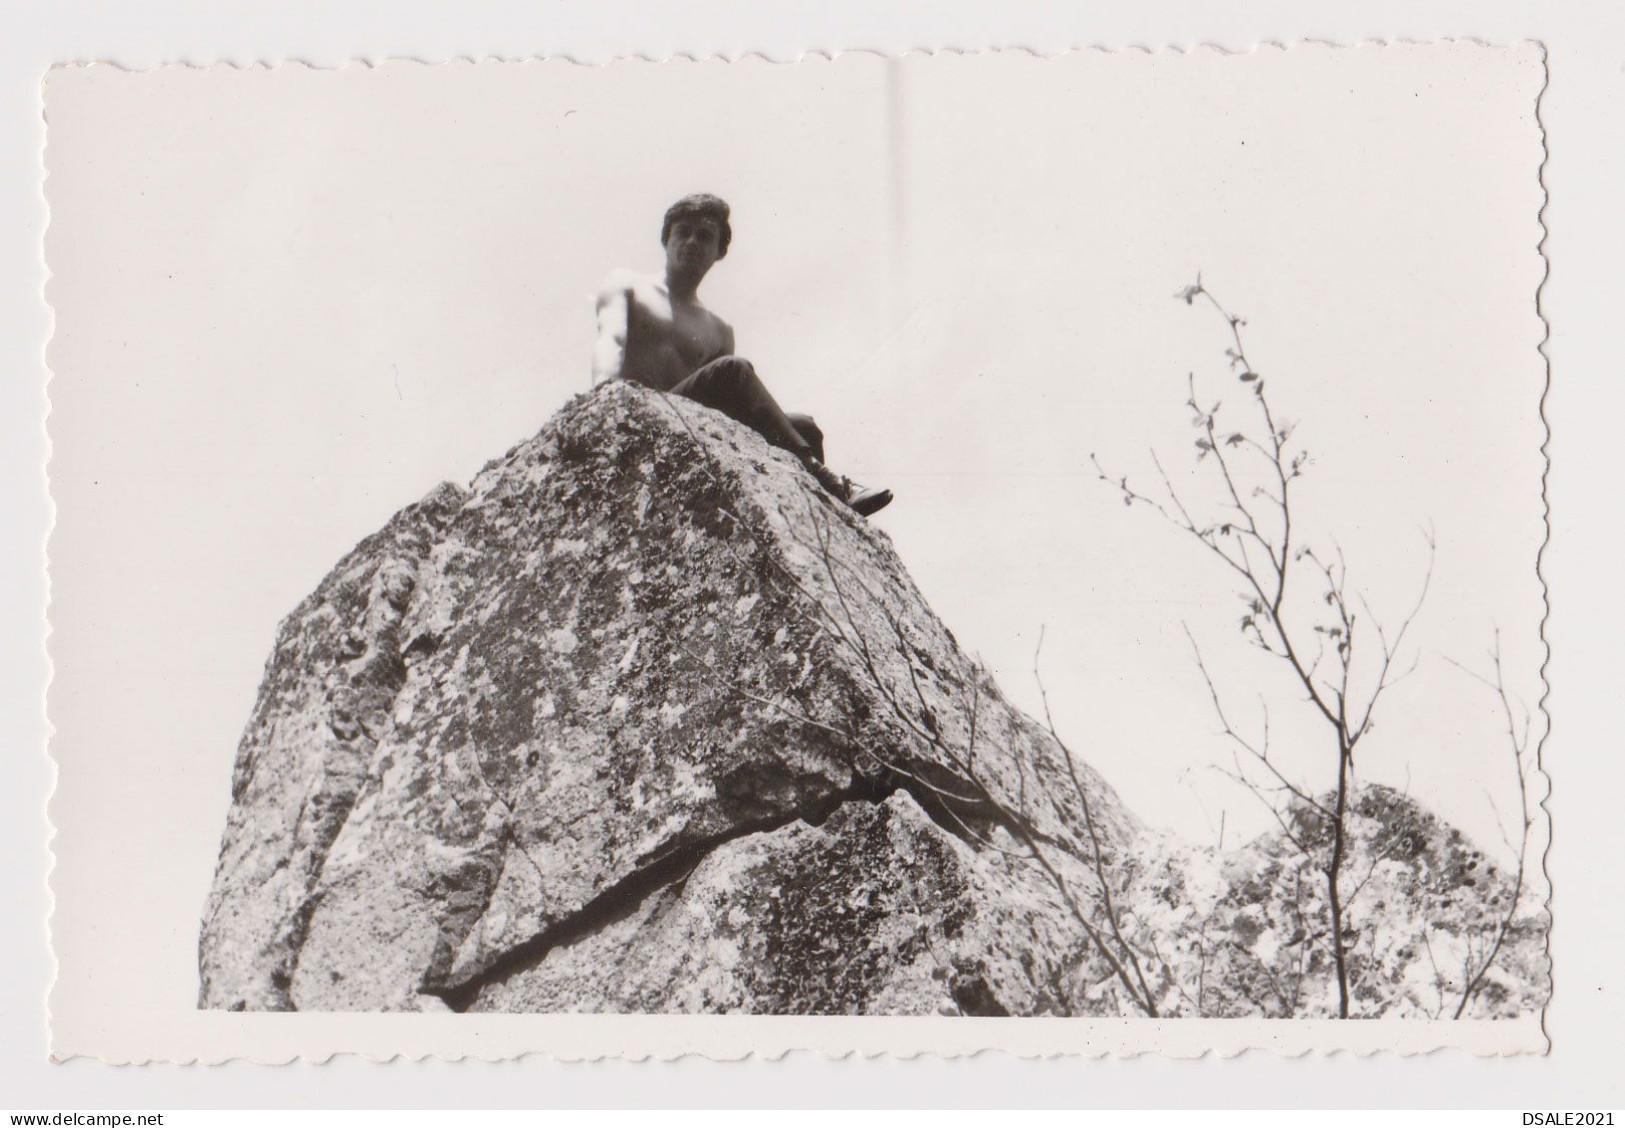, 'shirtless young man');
592,193,892,517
